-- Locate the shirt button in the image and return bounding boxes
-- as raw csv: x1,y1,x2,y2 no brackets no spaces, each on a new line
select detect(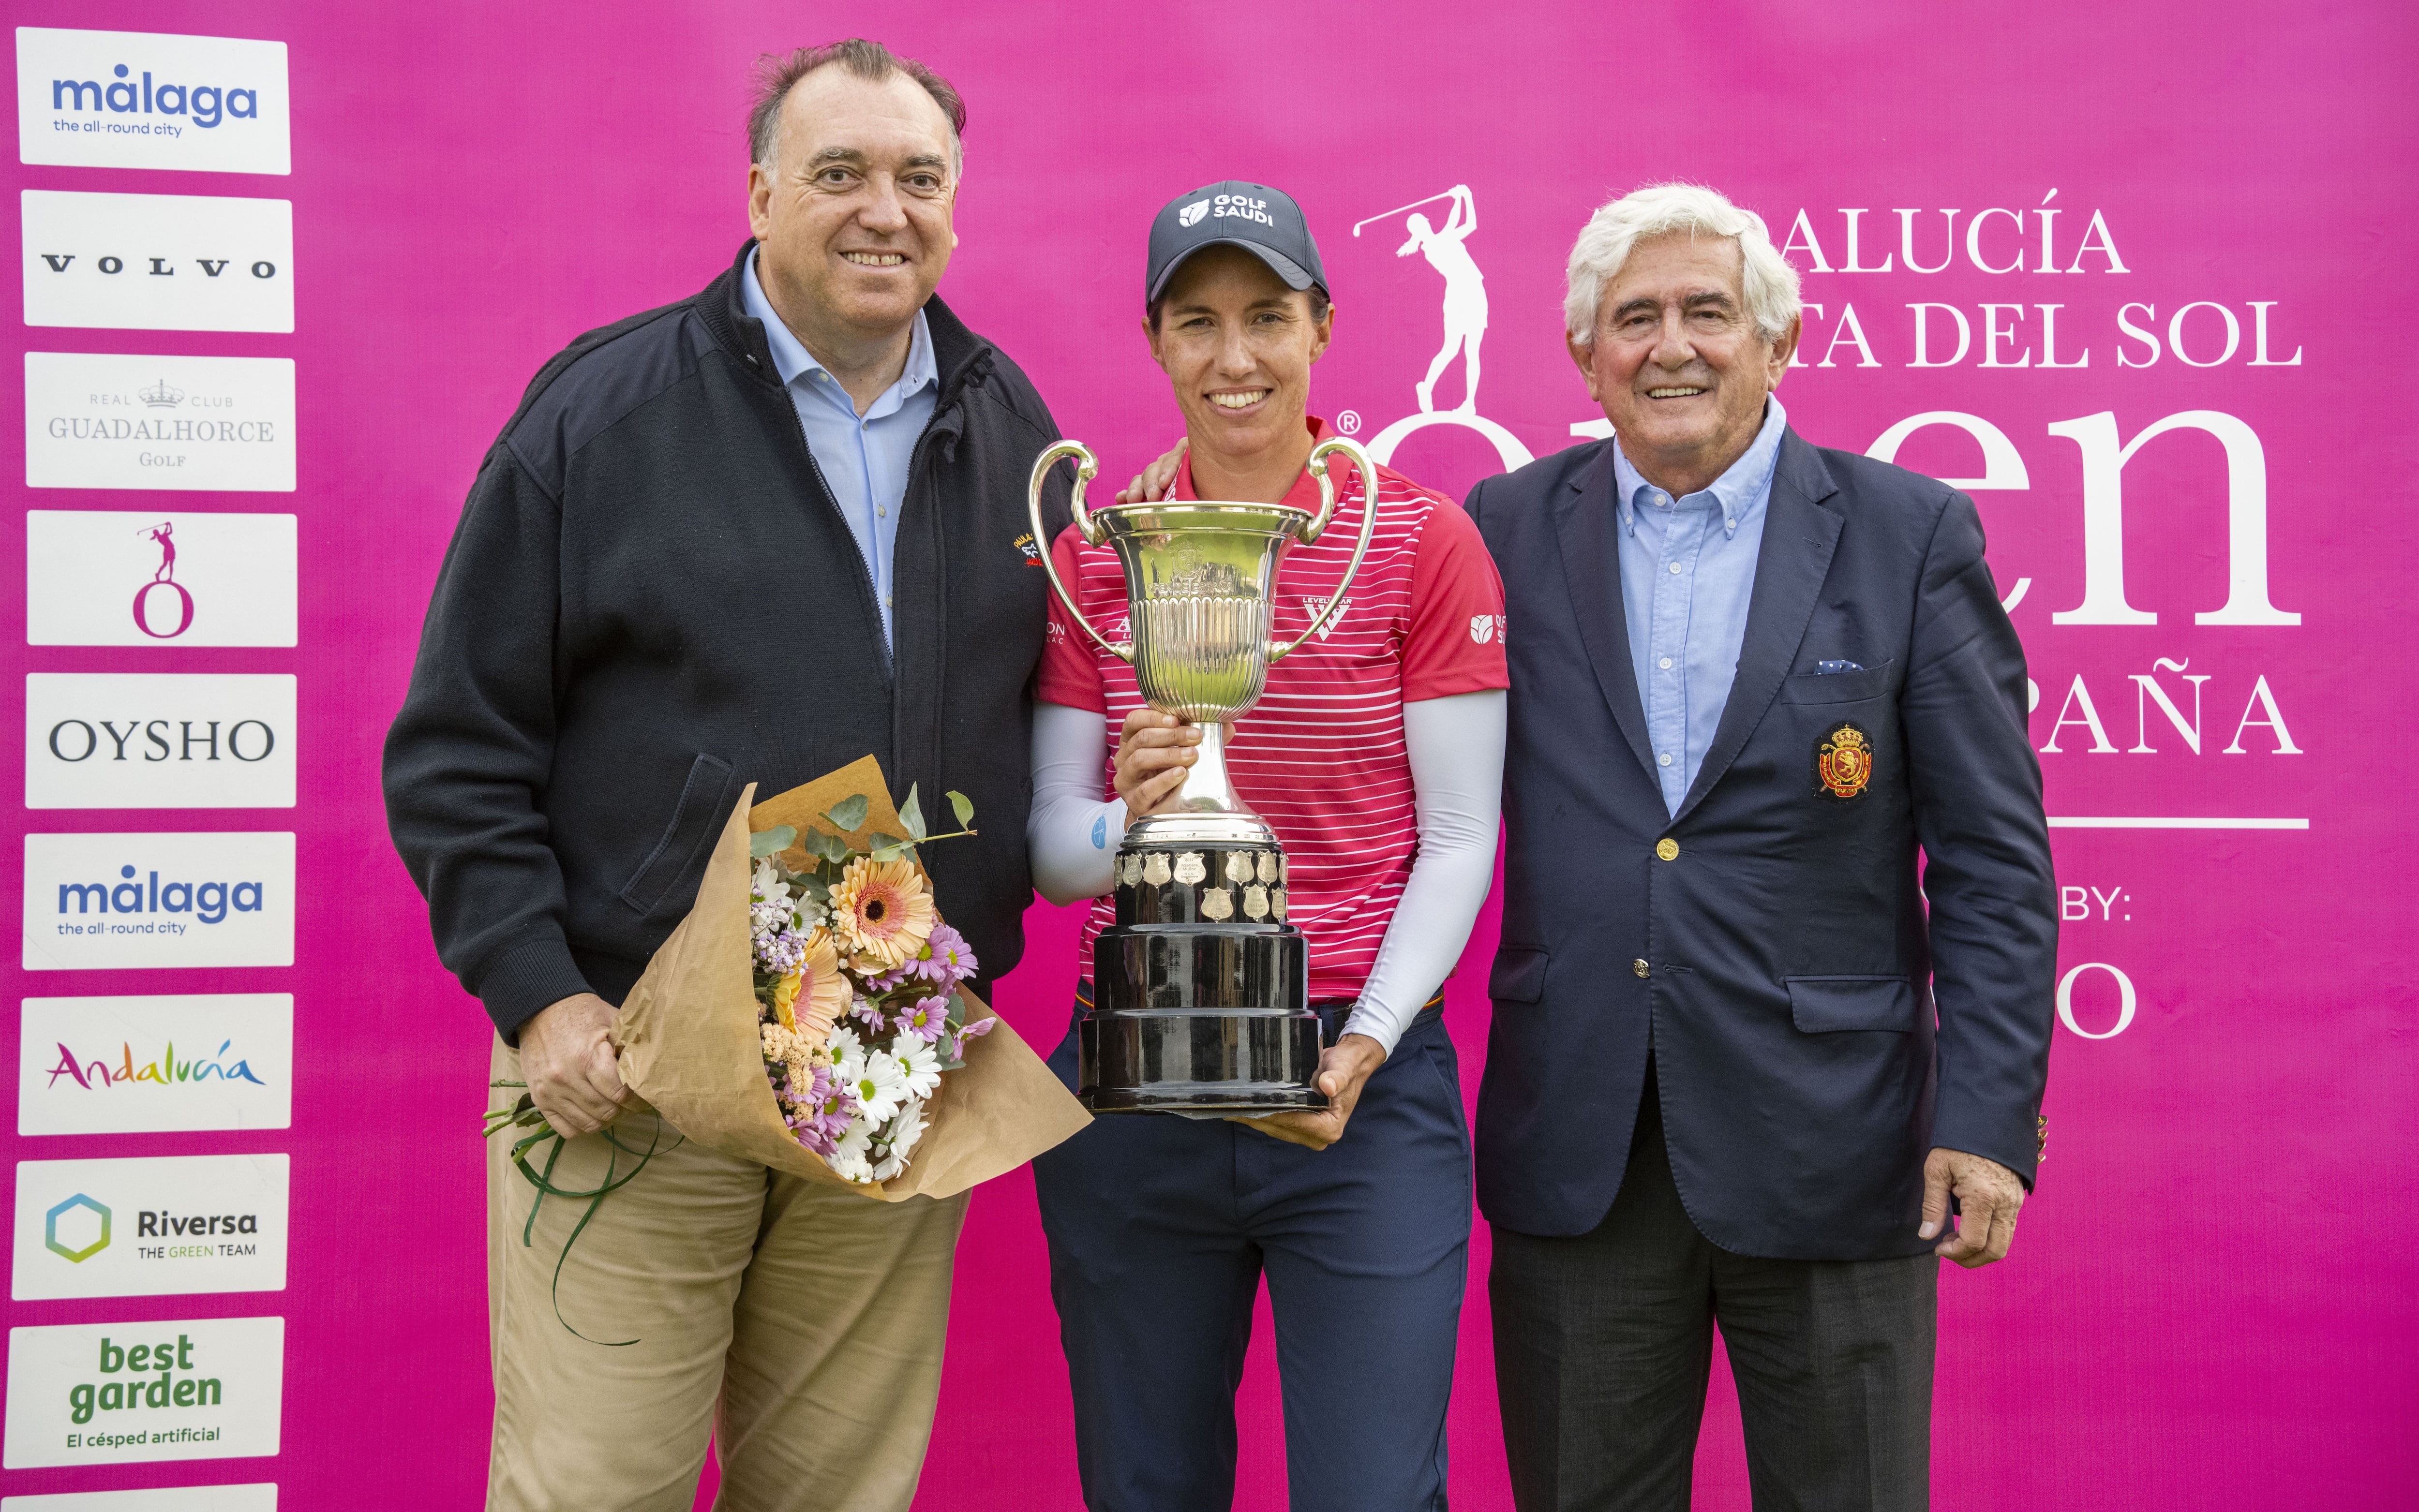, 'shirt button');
1658,753,1672,767
1632,958,1651,978
878,505,888,517
1659,657,1673,670
1668,562,1683,574
1656,838,1680,861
